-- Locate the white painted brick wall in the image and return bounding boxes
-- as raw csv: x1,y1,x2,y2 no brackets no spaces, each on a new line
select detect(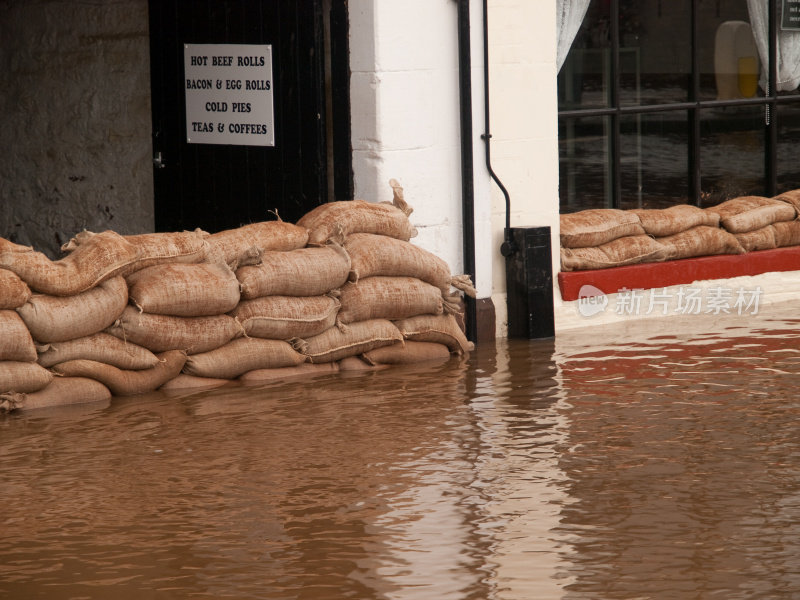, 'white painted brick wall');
349,0,493,300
